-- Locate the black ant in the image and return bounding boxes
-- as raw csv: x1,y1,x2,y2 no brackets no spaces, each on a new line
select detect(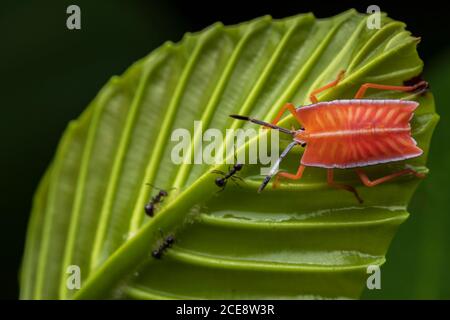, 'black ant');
211,162,244,190
144,184,173,217
152,230,175,259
